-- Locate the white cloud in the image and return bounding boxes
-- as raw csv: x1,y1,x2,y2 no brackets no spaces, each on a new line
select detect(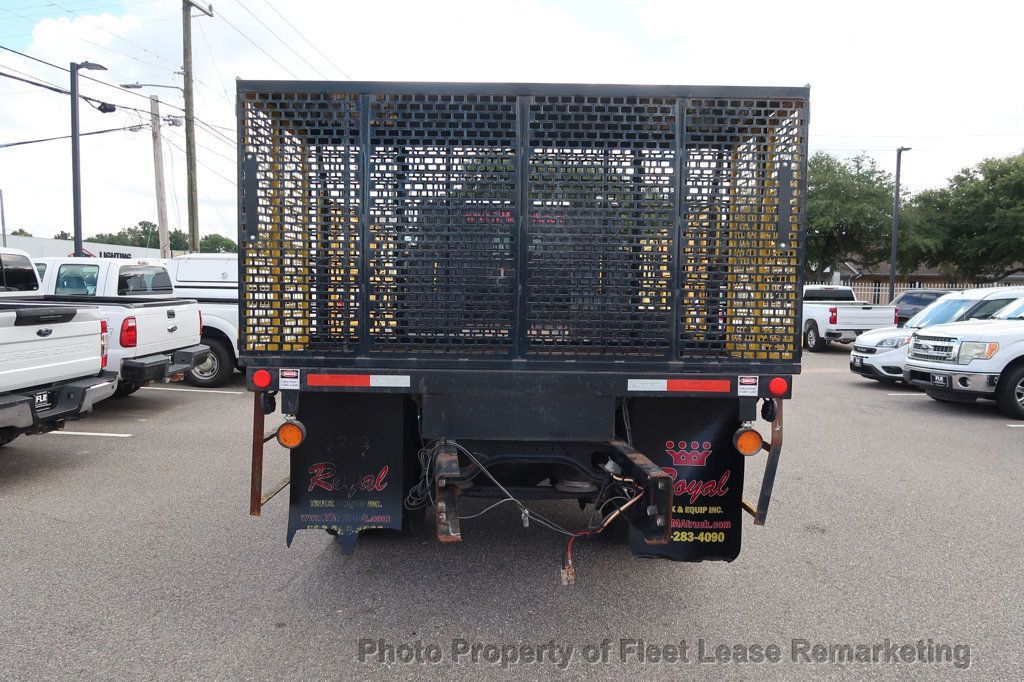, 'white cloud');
1,0,1022,239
